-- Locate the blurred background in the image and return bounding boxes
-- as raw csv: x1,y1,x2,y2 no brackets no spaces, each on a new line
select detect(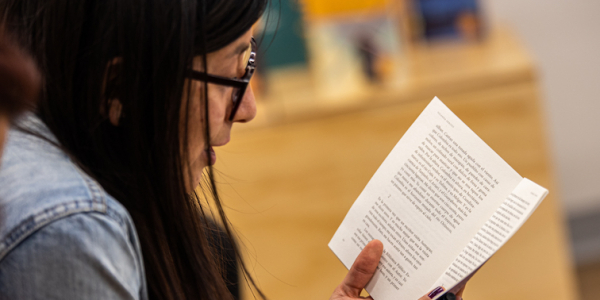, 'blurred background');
216,0,600,299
